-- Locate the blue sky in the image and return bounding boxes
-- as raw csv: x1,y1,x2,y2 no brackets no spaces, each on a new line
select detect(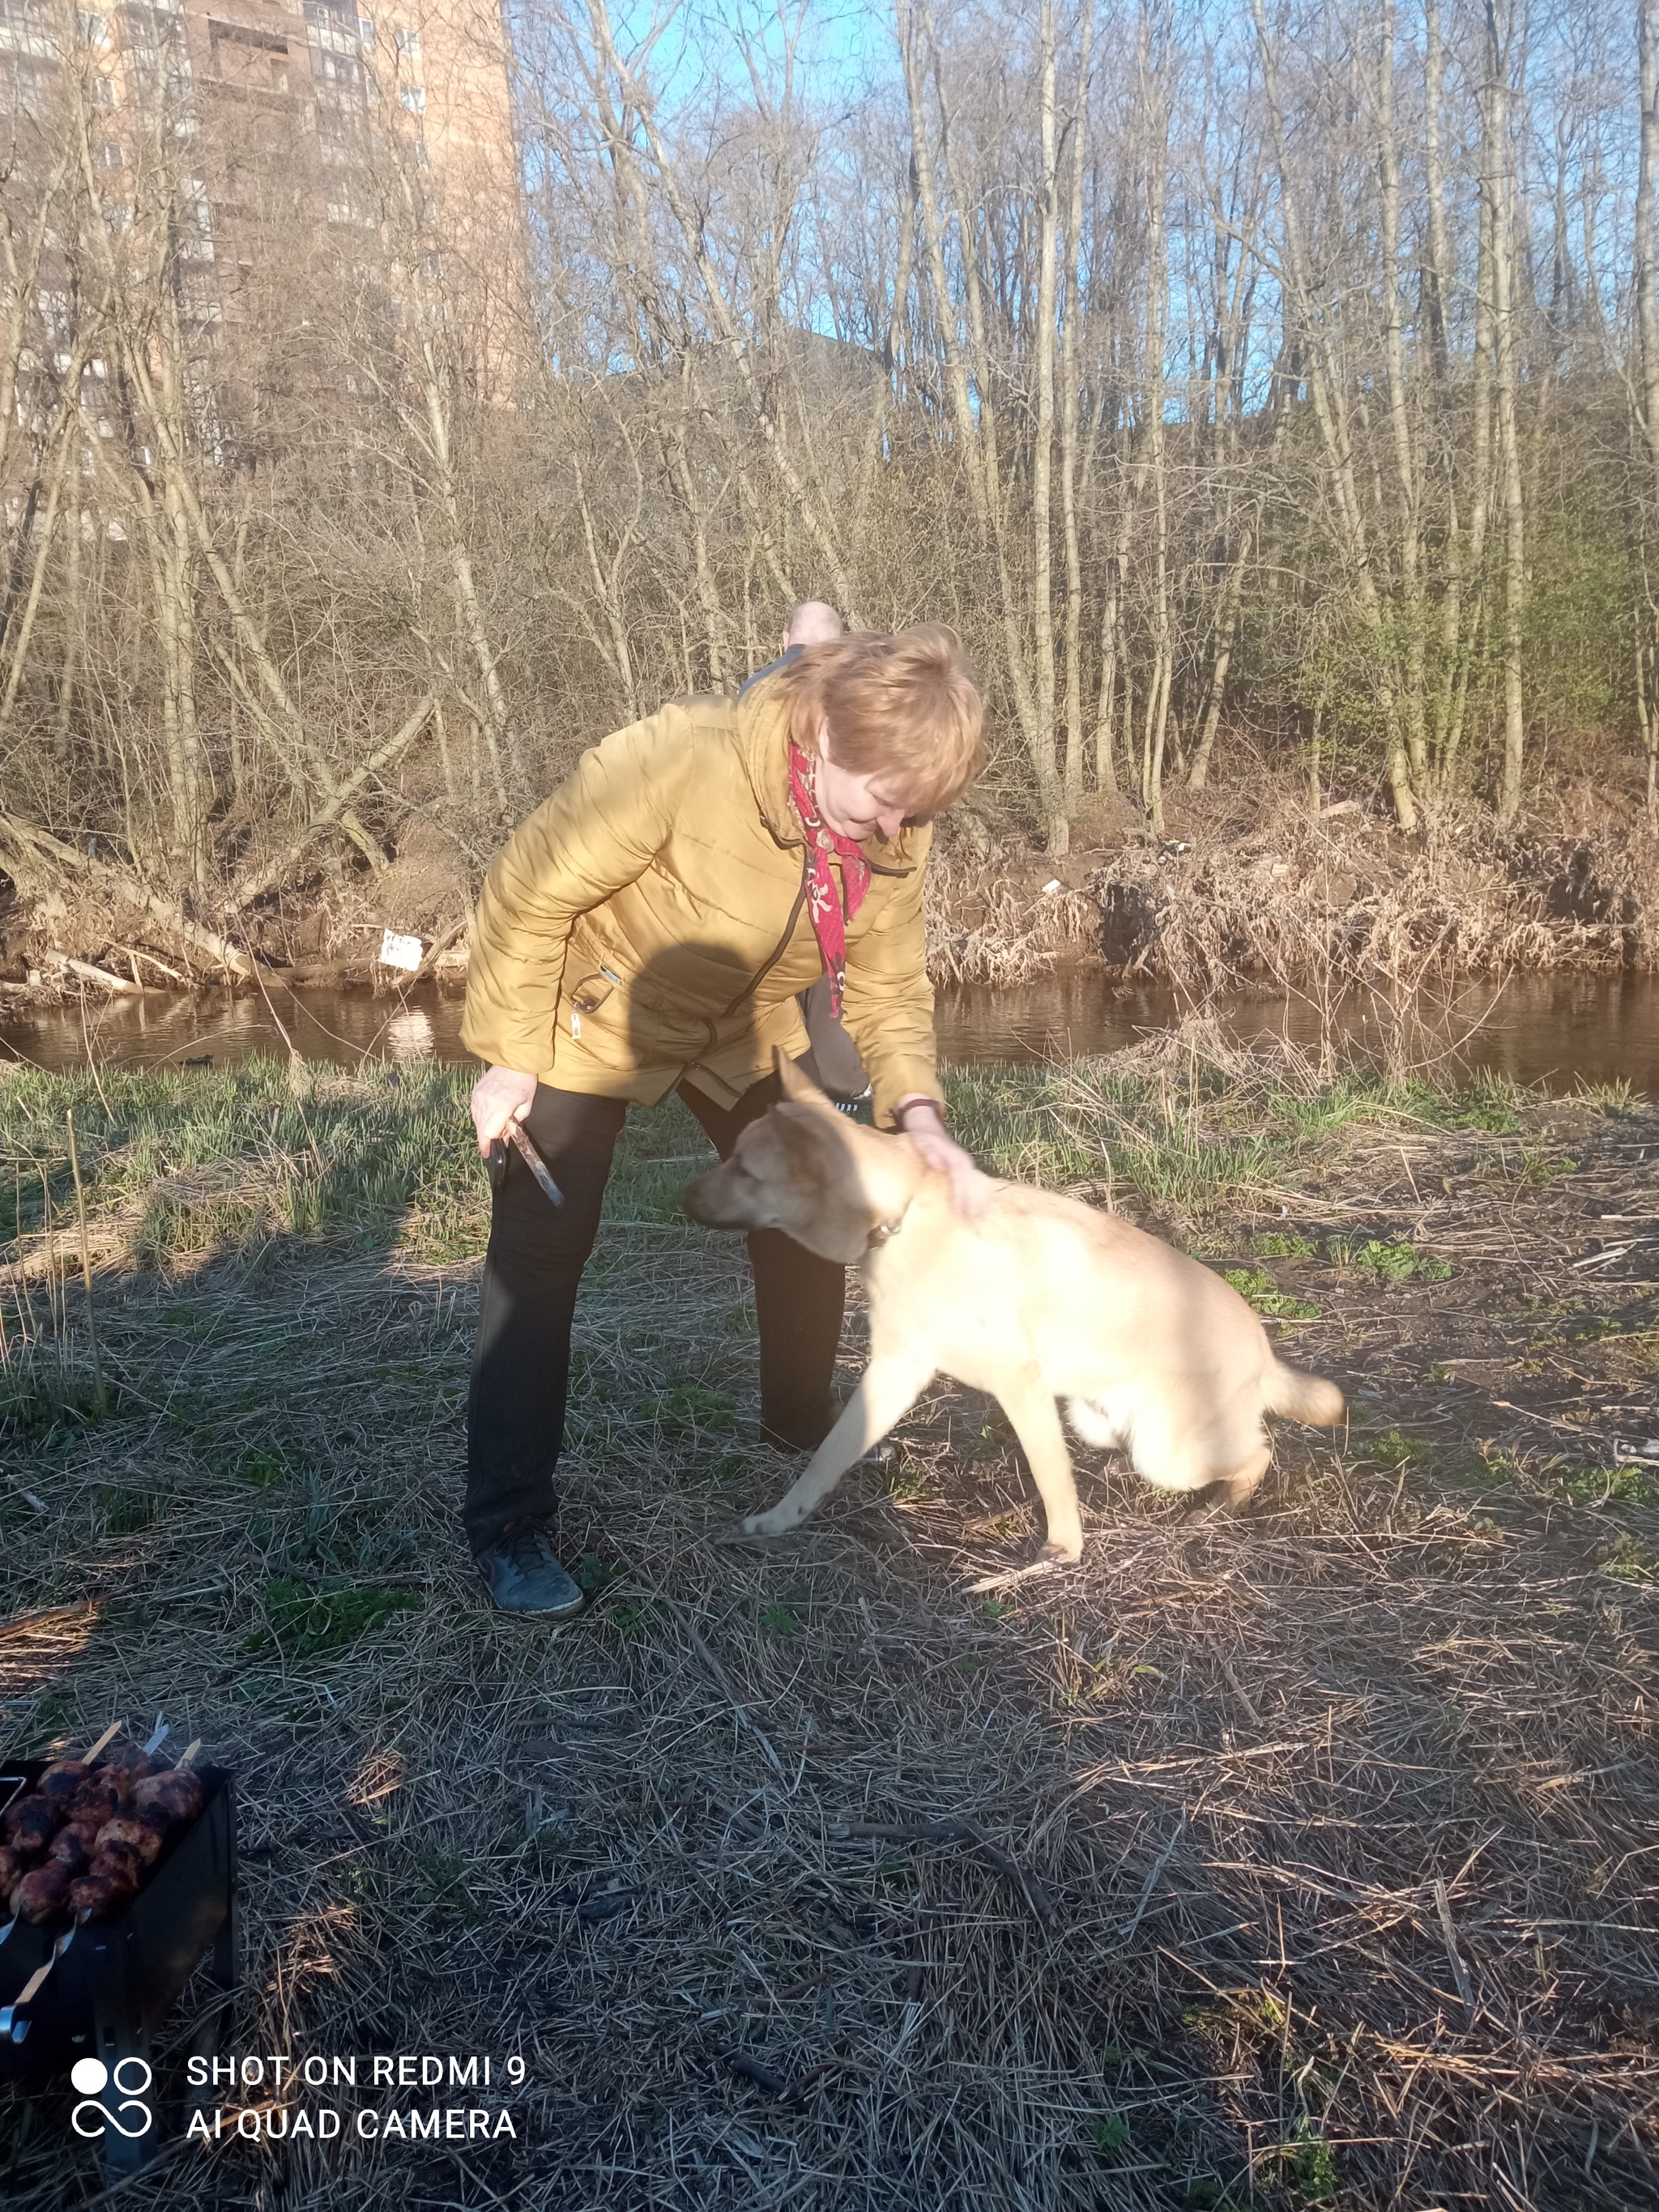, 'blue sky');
600,0,889,111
